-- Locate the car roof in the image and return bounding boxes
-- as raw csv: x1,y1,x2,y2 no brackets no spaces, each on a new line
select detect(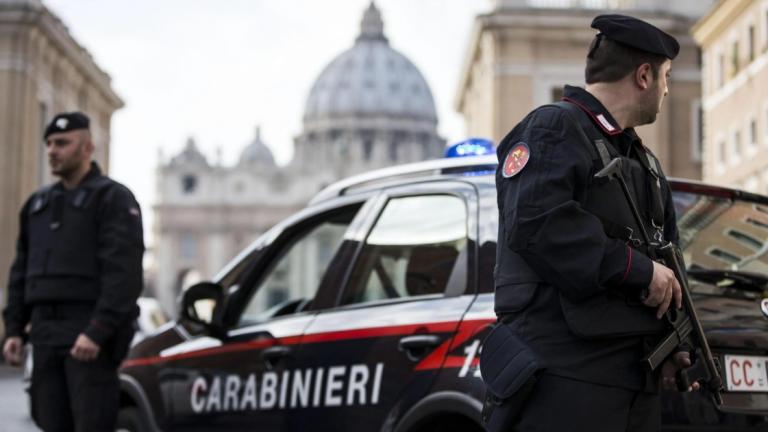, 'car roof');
310,156,497,204
311,156,768,206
